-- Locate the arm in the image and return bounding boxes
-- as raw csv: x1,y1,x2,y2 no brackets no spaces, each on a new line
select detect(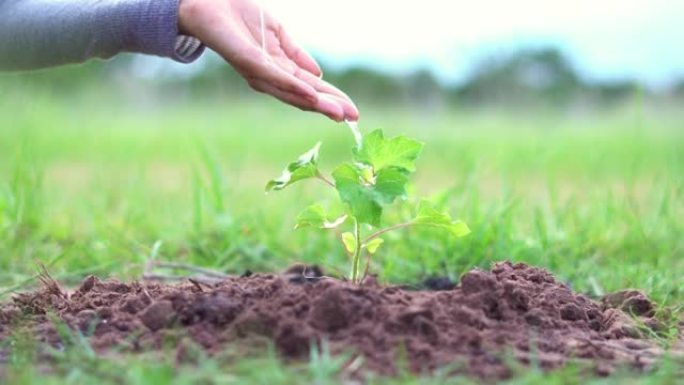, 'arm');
0,0,203,70
0,0,358,121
